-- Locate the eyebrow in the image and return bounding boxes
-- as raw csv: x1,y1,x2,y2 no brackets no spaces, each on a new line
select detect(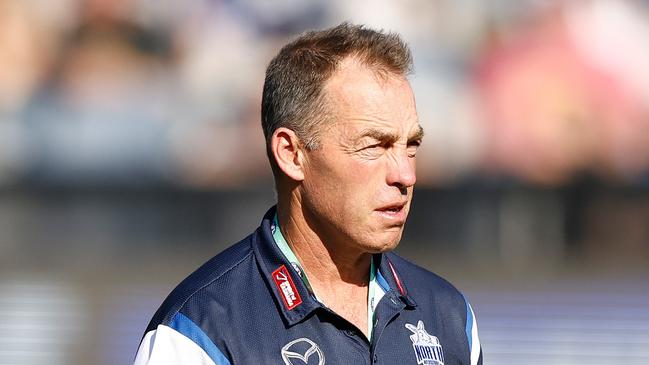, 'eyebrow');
358,129,399,144
357,124,424,144
409,125,425,142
